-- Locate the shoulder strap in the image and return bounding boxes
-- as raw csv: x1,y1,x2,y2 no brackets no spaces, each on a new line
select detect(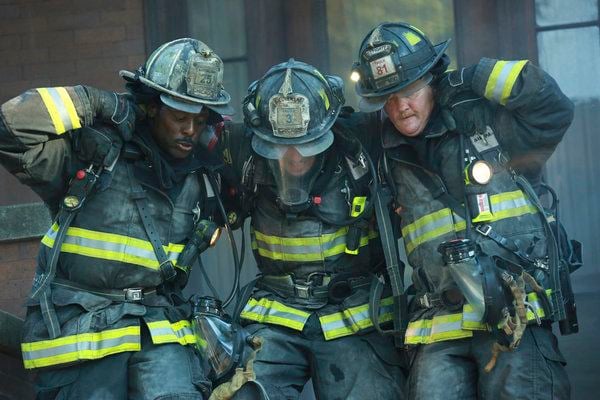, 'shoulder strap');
31,165,102,339
127,163,178,282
